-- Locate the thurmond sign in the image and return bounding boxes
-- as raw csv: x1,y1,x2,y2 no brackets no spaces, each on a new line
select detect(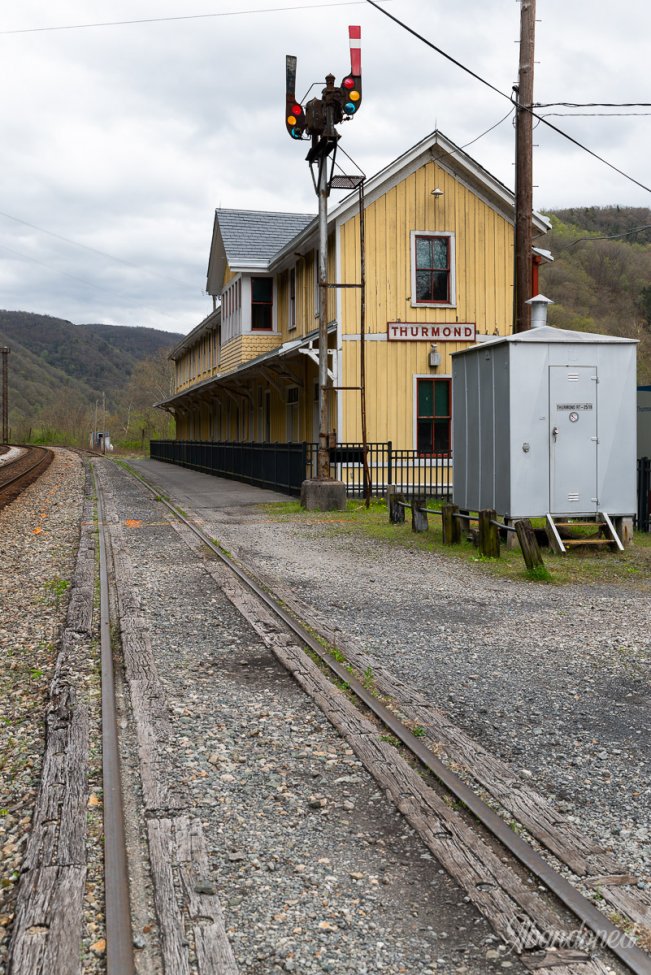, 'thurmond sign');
387,322,476,342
